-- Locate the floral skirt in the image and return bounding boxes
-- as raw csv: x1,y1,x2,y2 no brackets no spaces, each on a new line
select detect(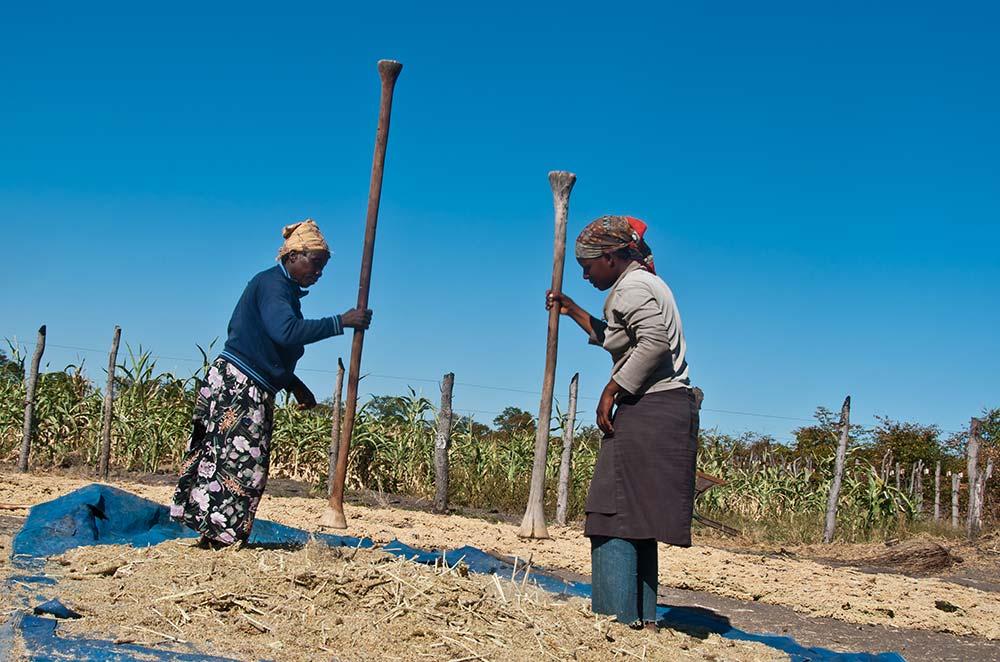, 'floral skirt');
171,357,275,545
